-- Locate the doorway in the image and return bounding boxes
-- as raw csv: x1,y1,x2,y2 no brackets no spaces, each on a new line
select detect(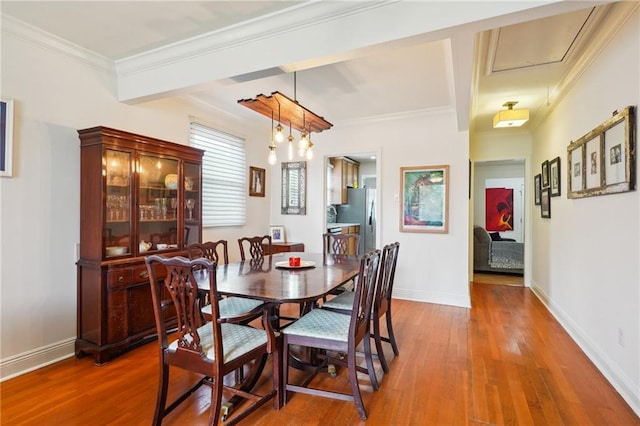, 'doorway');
325,152,378,254
472,159,526,281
